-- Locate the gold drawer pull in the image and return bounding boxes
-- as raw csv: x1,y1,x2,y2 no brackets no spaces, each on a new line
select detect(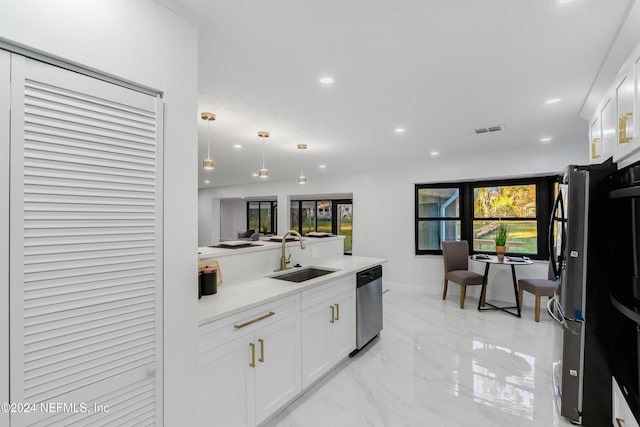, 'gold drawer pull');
616,417,624,427
619,112,633,144
258,338,265,363
330,305,335,323
591,137,600,159
249,342,255,368
234,311,275,329
335,303,340,321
